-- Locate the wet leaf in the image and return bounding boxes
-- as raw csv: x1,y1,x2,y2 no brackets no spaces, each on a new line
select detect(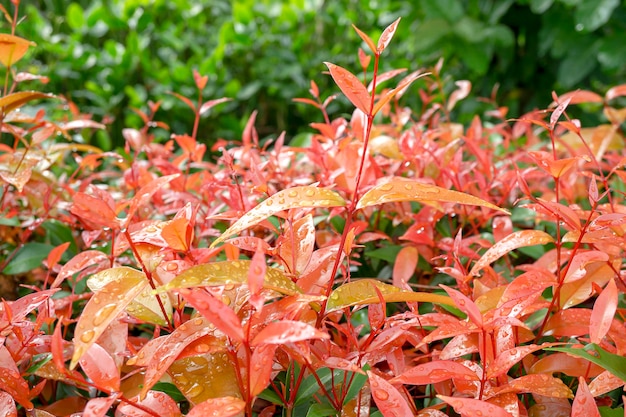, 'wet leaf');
470,230,554,276
356,179,508,213
496,374,573,398
46,242,70,272
546,344,626,382
71,267,147,370
157,260,299,296
211,186,345,248
186,396,245,417
125,174,180,227
324,62,371,114
440,285,483,327
83,395,117,417
487,343,559,379
177,289,244,342
0,91,54,115
52,250,109,288
161,217,191,252
377,17,401,54
392,246,417,290
572,377,600,417
589,370,626,397
326,279,454,311
115,391,182,417
0,347,33,409
78,343,120,392
249,344,278,397
437,395,512,417
251,320,329,346
278,214,315,275
368,371,413,417
391,360,478,385
589,278,618,344
0,153,37,192
0,34,35,66
140,316,220,399
0,392,16,417
71,192,120,230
